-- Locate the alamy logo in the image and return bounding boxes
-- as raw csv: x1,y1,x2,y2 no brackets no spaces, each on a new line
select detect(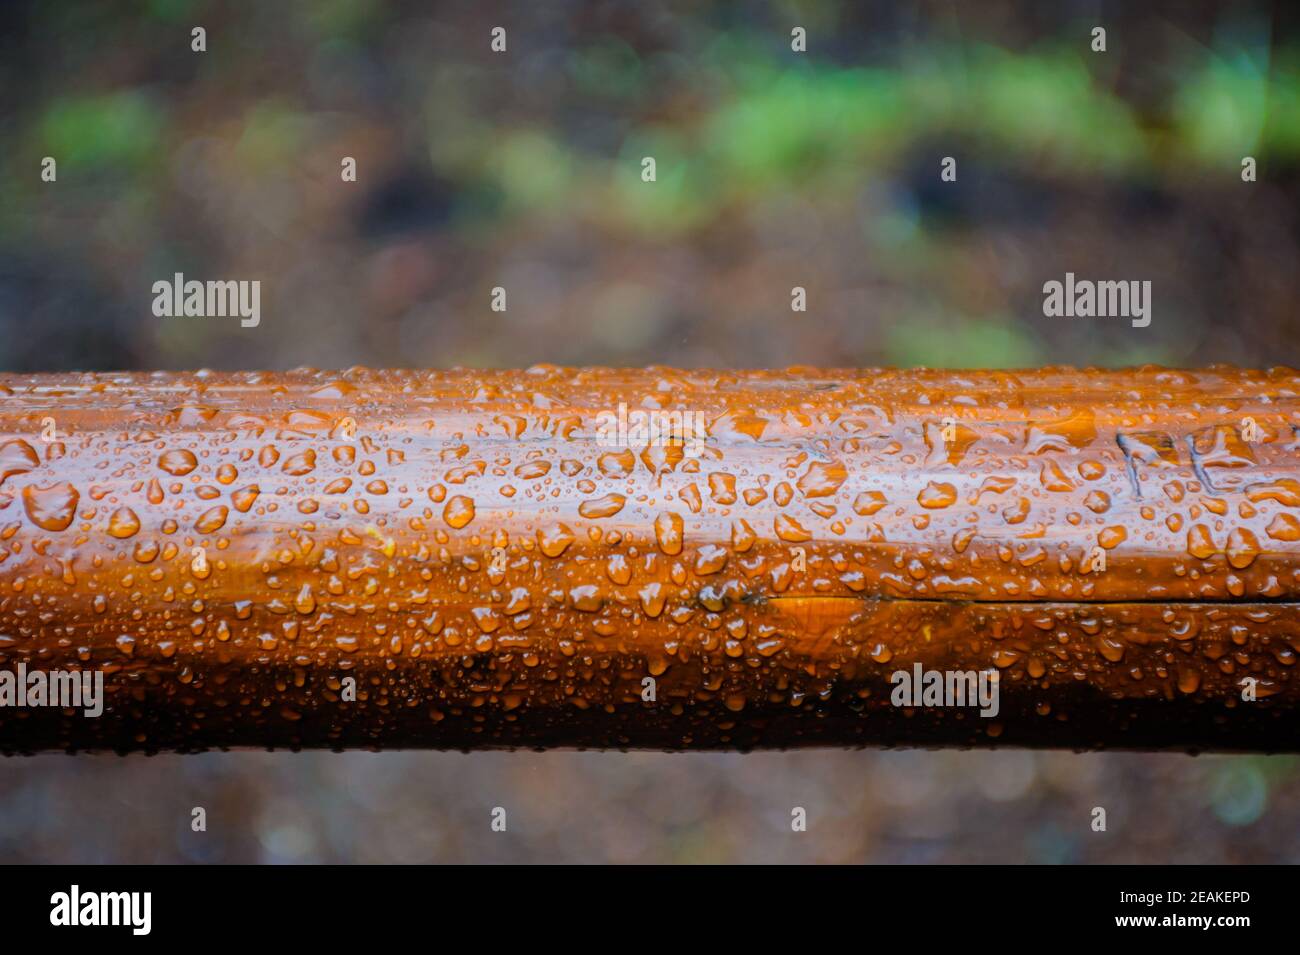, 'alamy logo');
890,663,1000,717
0,664,103,717
50,885,151,935
595,402,707,457
152,273,261,327
1042,272,1150,328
